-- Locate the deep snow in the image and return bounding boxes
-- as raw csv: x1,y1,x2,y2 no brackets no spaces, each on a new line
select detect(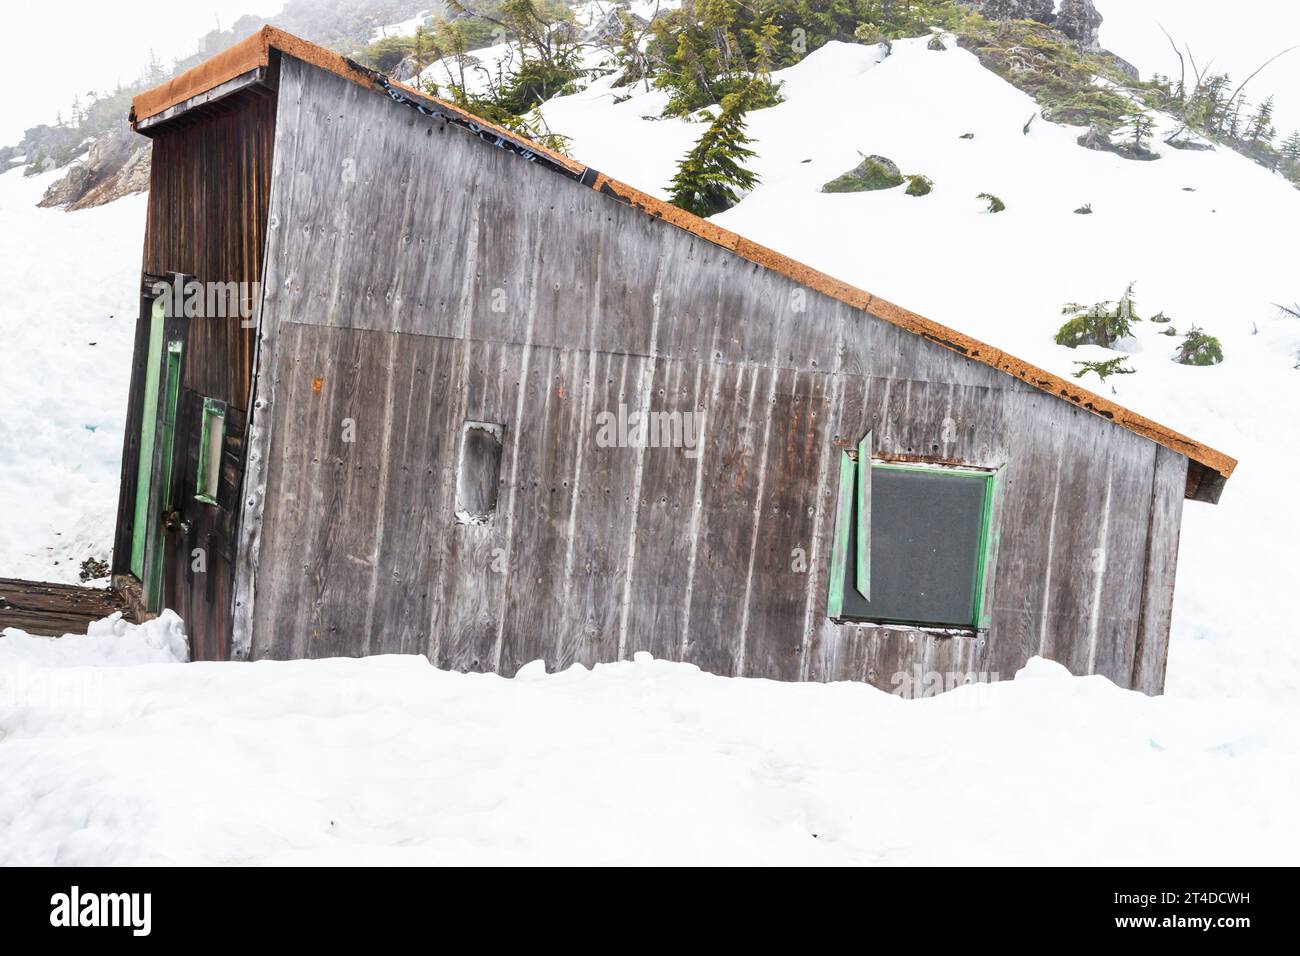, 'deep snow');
1,11,1298,866
0,169,146,583
2,638,1296,865
0,610,187,669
